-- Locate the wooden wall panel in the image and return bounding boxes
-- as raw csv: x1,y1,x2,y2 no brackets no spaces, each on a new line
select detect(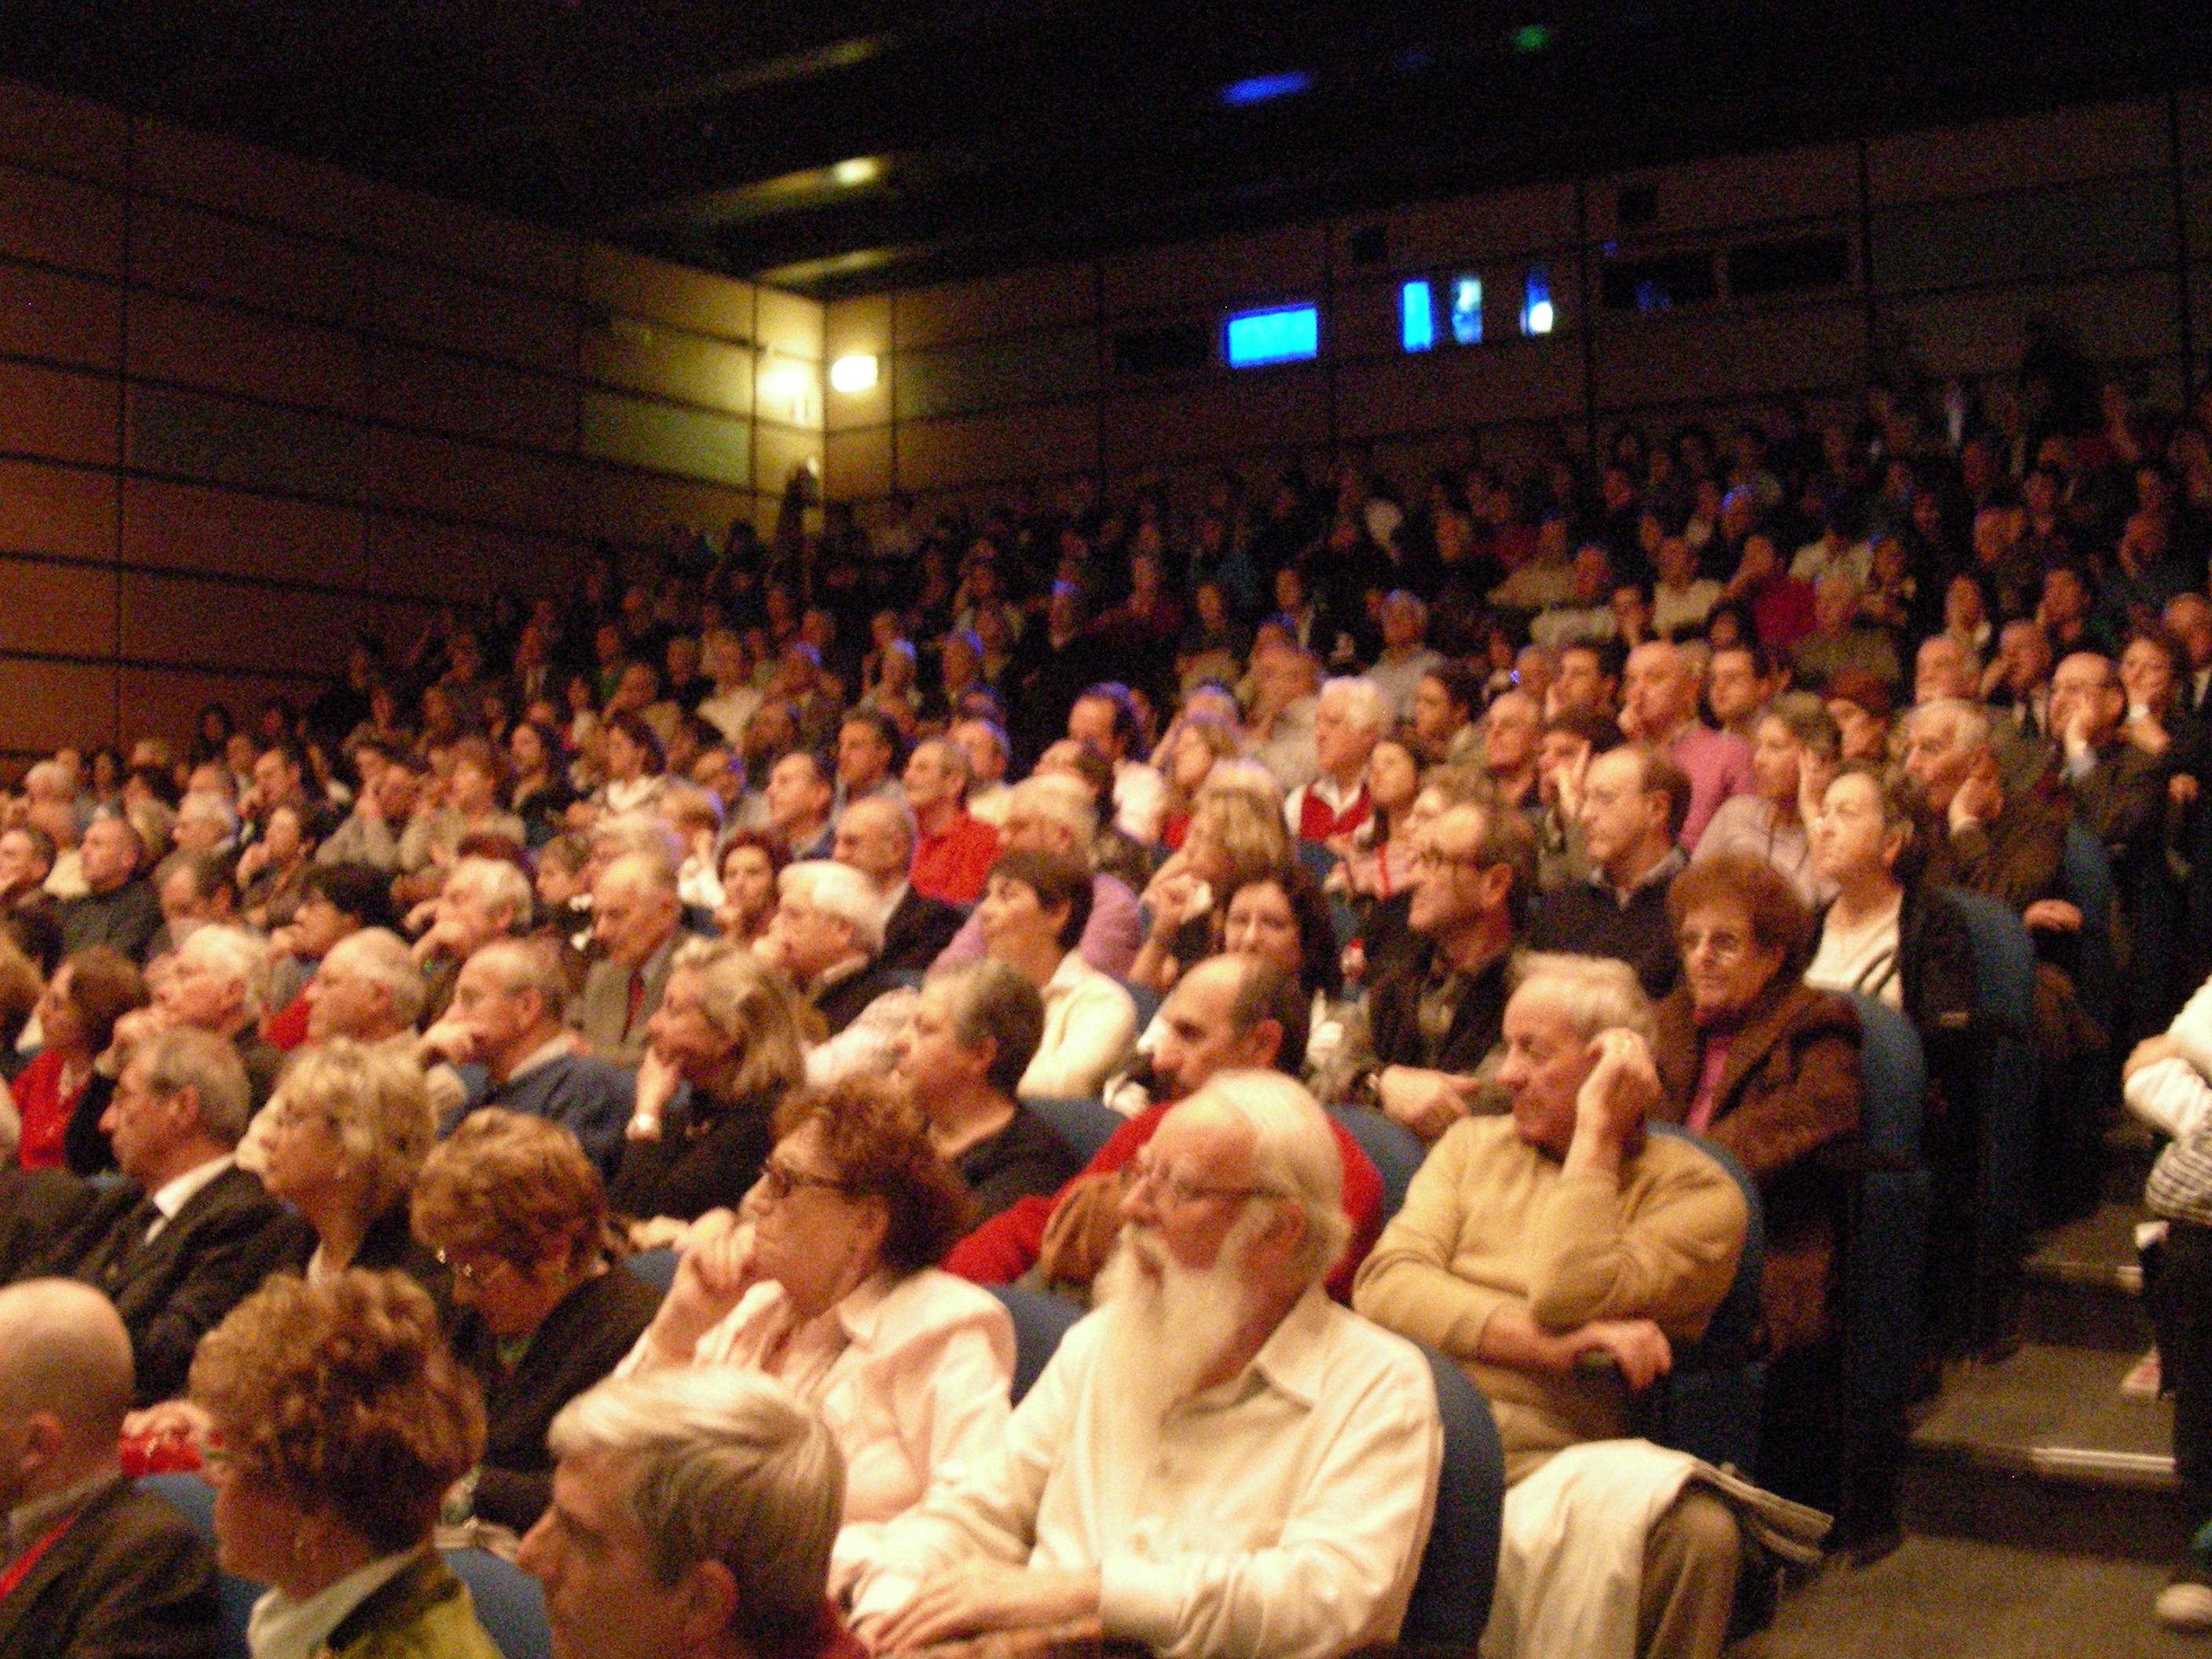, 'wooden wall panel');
373,259,580,377
892,264,1093,350
579,392,753,488
126,291,367,416
366,428,576,536
1591,303,1867,408
756,286,823,359
824,427,893,501
119,668,320,751
1342,184,1576,272
371,342,576,452
1105,225,1329,317
369,184,578,298
0,661,115,753
1592,145,1859,241
0,558,115,659
1102,372,1328,471
0,461,116,562
0,360,118,466
120,570,357,676
0,163,123,276
576,466,753,545
899,405,1096,491
753,423,823,497
580,320,756,416
364,515,588,603
0,263,121,372
0,82,126,185
126,386,364,502
120,478,367,589
1338,346,1584,437
583,247,757,342
1883,271,2184,378
1868,101,2166,205
133,119,372,244
130,200,368,328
